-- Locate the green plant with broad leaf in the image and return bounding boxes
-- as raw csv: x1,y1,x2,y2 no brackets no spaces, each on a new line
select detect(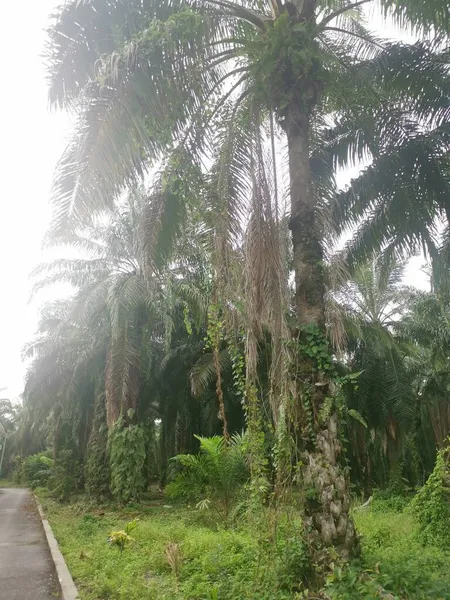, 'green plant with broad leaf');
166,433,249,522
108,519,139,552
